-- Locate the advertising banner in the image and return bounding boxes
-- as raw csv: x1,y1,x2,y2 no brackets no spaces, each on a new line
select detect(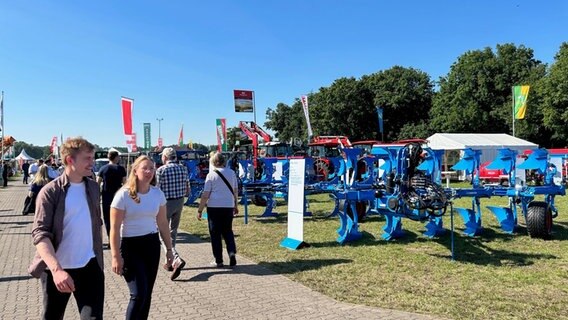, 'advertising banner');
300,95,313,138
121,97,134,135
216,118,227,151
234,90,254,113
513,85,530,119
143,123,151,149
126,133,137,153
280,159,309,250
